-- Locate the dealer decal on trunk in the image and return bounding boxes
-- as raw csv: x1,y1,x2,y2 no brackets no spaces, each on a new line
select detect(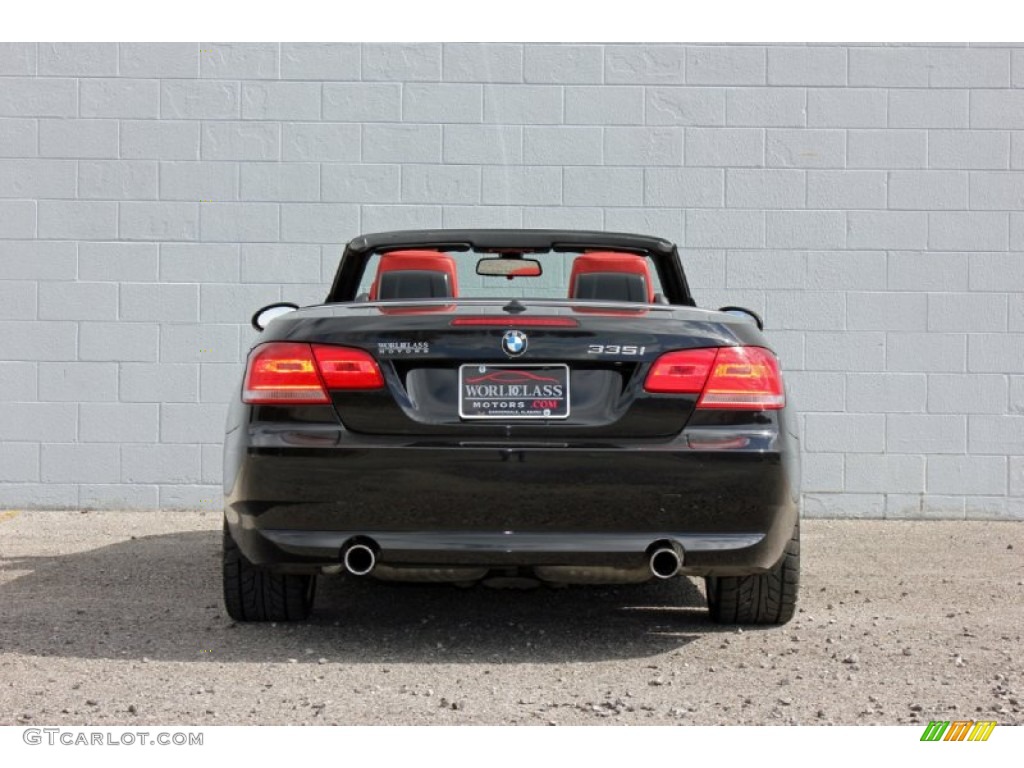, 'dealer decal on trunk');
377,341,430,355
